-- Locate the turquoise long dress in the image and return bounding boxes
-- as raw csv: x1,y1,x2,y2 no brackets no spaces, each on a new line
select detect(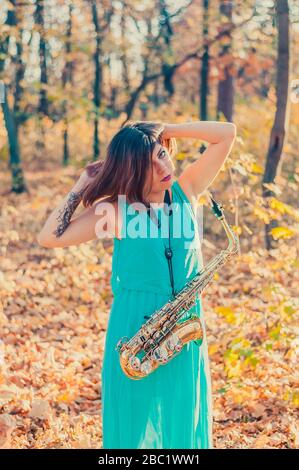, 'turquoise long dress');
101,179,214,449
